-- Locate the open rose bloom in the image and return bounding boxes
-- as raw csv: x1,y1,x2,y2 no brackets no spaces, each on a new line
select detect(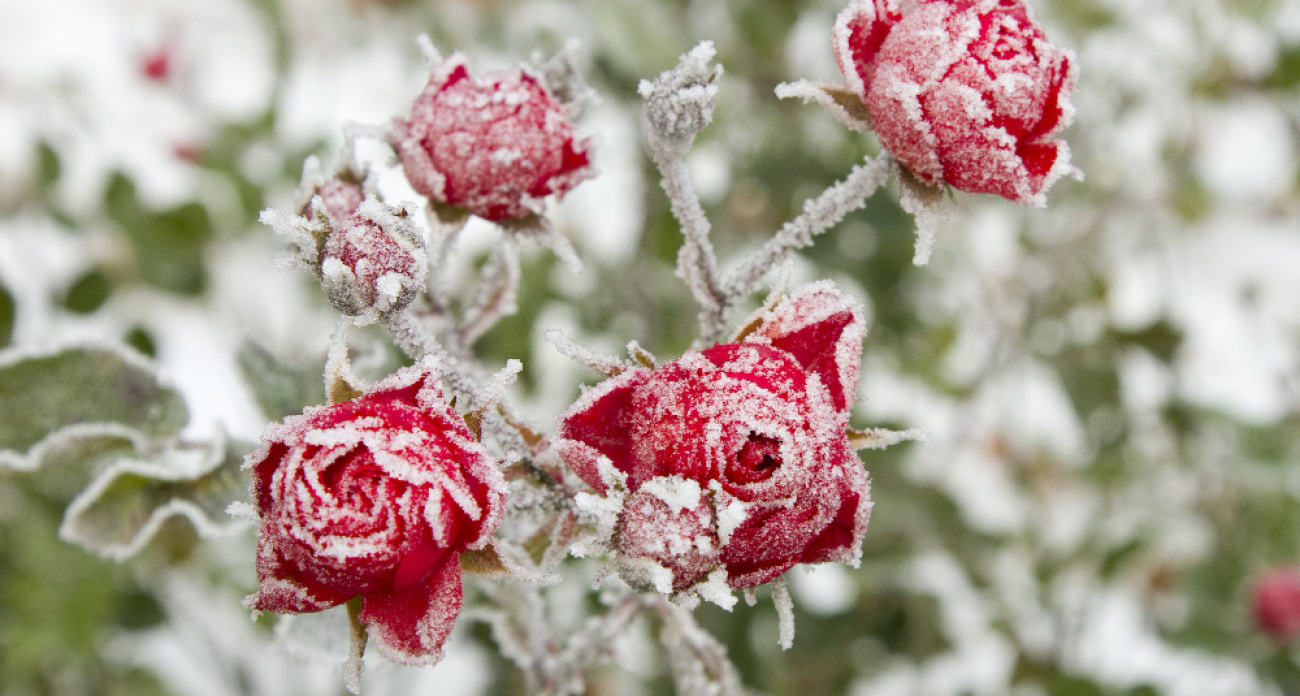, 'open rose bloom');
557,282,871,592
834,0,1077,205
244,362,505,665
390,54,595,222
